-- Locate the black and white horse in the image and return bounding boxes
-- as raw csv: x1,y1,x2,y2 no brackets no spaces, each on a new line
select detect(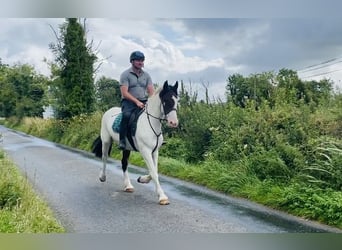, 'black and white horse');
92,81,179,205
